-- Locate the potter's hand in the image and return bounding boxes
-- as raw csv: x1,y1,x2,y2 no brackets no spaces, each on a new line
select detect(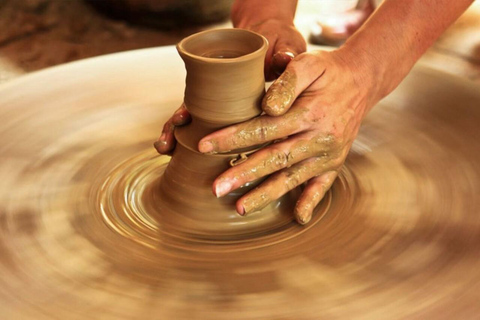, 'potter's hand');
154,103,190,154
231,0,306,81
197,50,372,224
241,20,306,81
